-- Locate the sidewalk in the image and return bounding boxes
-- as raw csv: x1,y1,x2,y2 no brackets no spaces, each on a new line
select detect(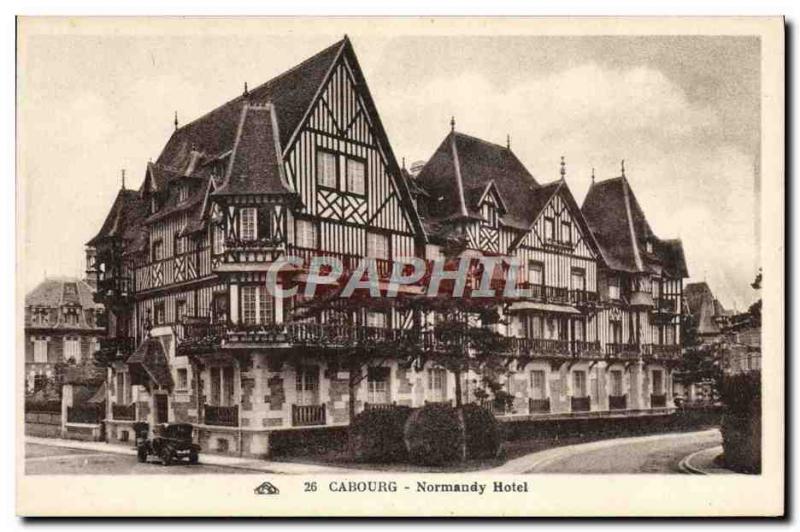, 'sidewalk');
25,436,359,474
678,445,738,475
